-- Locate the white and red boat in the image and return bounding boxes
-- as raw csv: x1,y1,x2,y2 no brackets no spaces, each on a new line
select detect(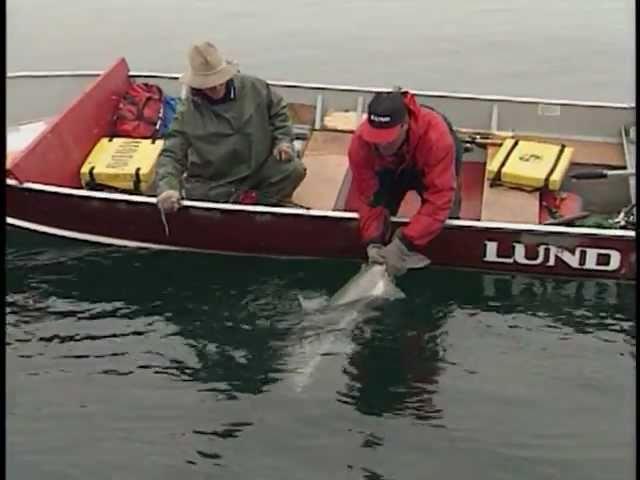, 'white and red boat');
6,58,636,281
